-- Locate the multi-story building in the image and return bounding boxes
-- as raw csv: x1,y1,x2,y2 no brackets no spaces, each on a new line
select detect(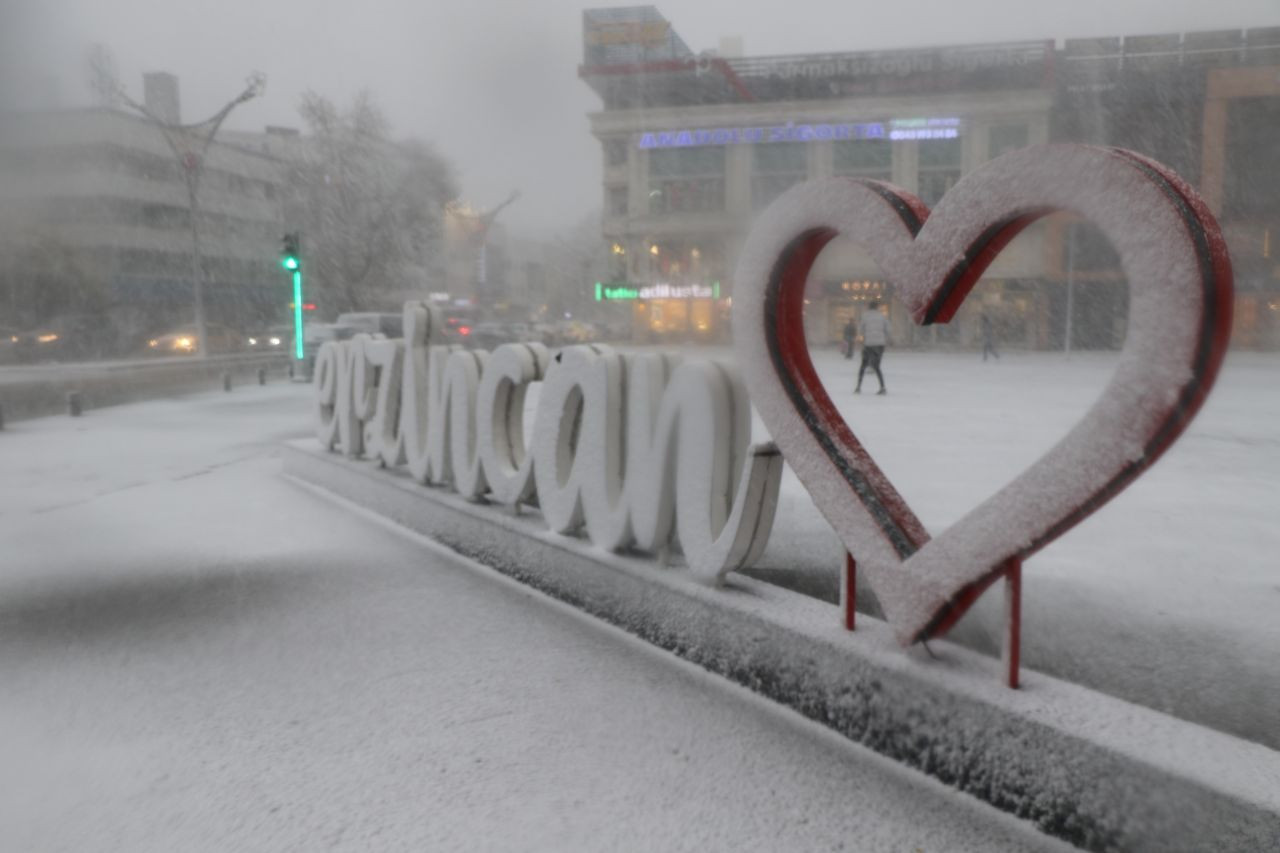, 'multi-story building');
581,7,1280,349
1057,28,1280,349
0,81,286,346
